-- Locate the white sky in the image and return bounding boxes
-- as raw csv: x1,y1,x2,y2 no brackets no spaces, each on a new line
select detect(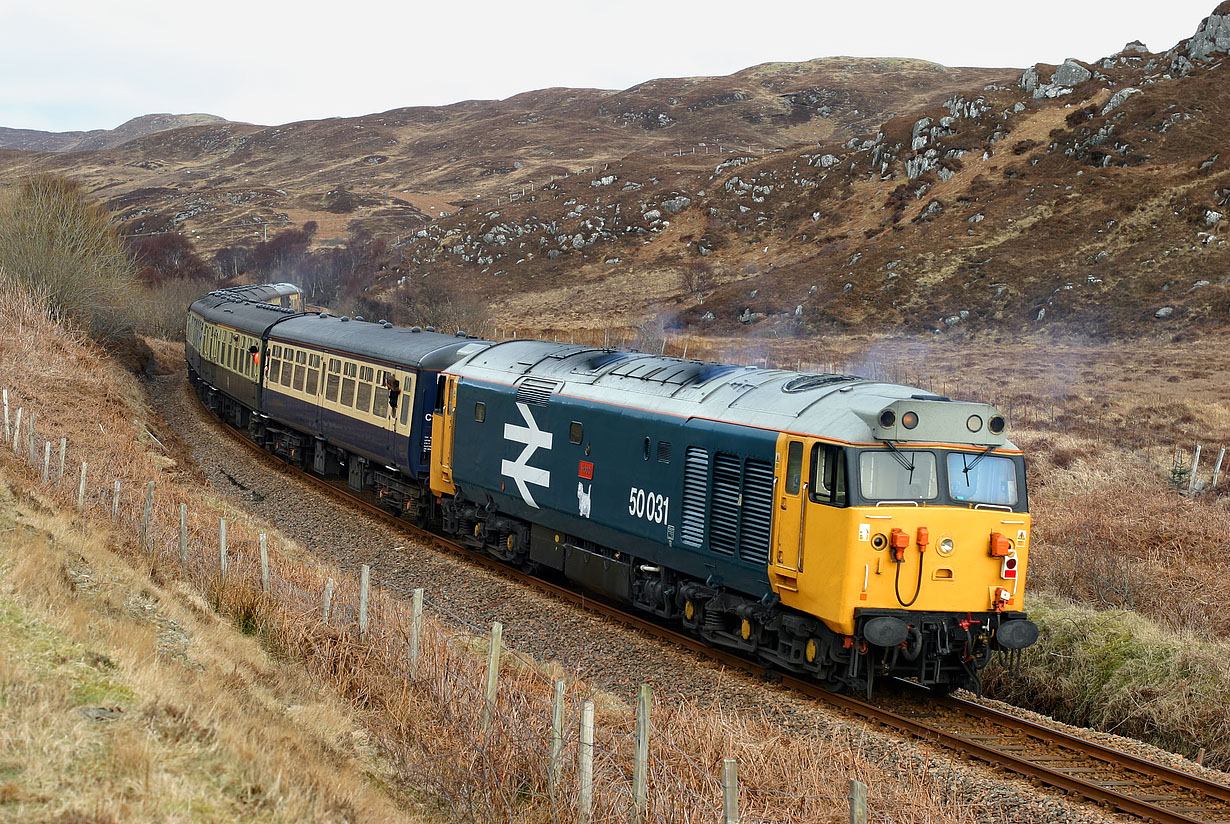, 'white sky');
0,0,1218,132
